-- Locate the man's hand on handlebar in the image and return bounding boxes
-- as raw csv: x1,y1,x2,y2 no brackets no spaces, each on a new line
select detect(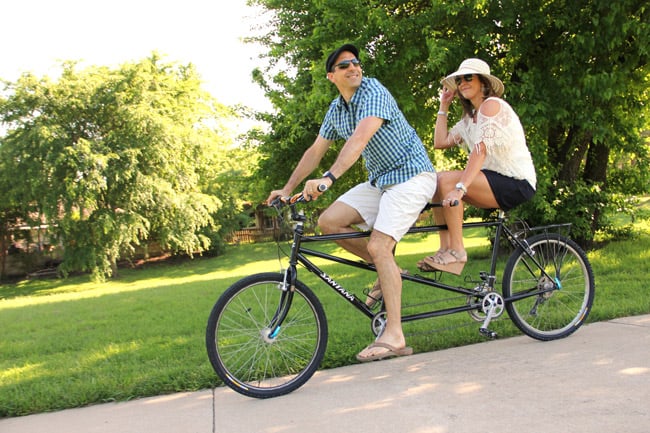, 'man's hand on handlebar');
302,178,330,202
266,178,330,207
266,189,291,207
